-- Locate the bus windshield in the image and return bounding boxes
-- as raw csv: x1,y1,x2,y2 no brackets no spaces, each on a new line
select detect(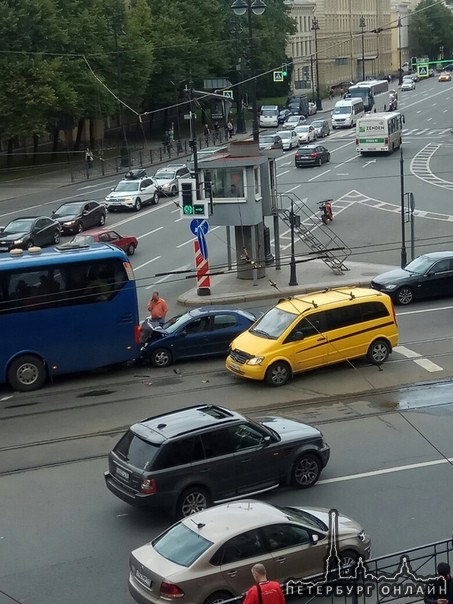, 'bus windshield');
0,245,140,391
